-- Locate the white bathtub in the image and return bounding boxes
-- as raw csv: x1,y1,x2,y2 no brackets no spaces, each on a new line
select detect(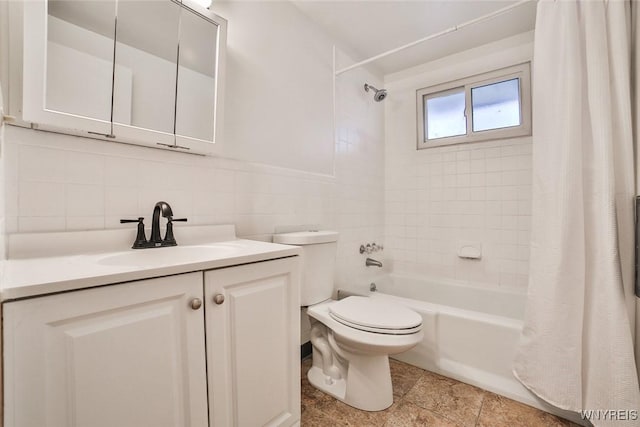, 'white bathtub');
340,274,583,424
